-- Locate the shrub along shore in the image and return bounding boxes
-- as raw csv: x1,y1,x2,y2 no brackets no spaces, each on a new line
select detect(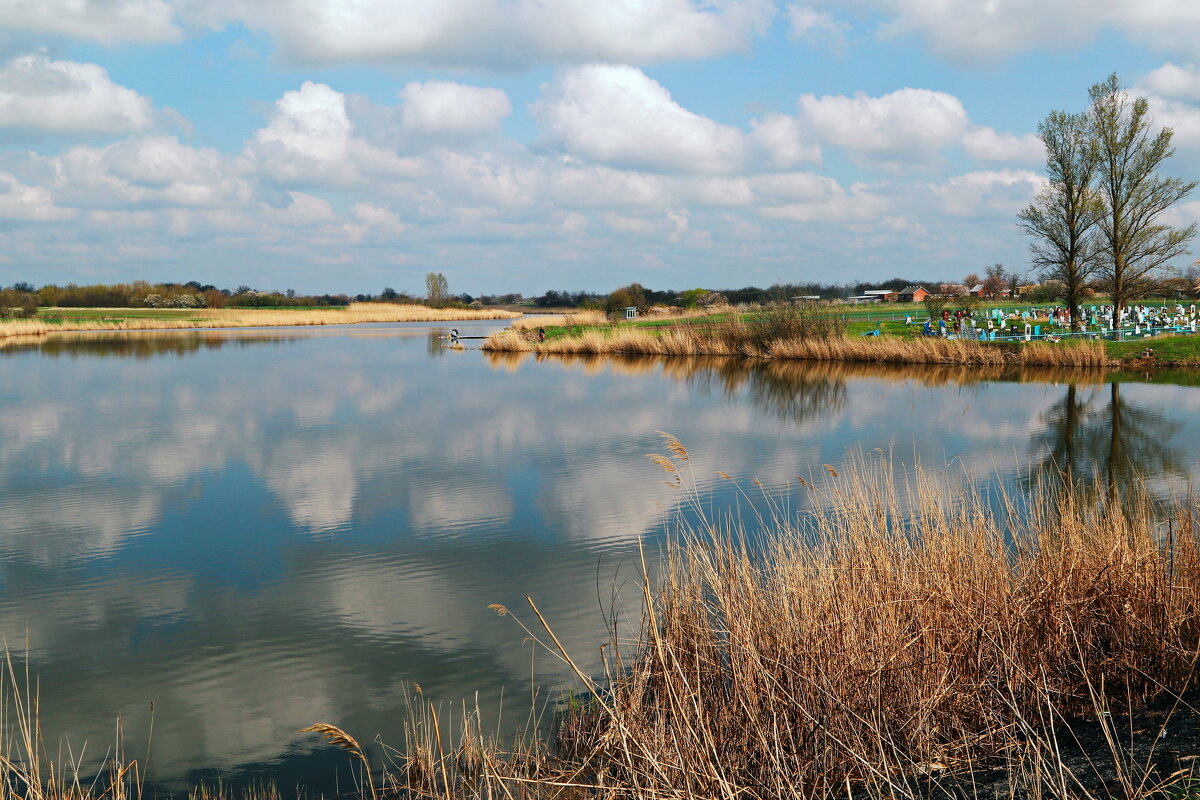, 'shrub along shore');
0,303,520,341
483,308,1200,368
